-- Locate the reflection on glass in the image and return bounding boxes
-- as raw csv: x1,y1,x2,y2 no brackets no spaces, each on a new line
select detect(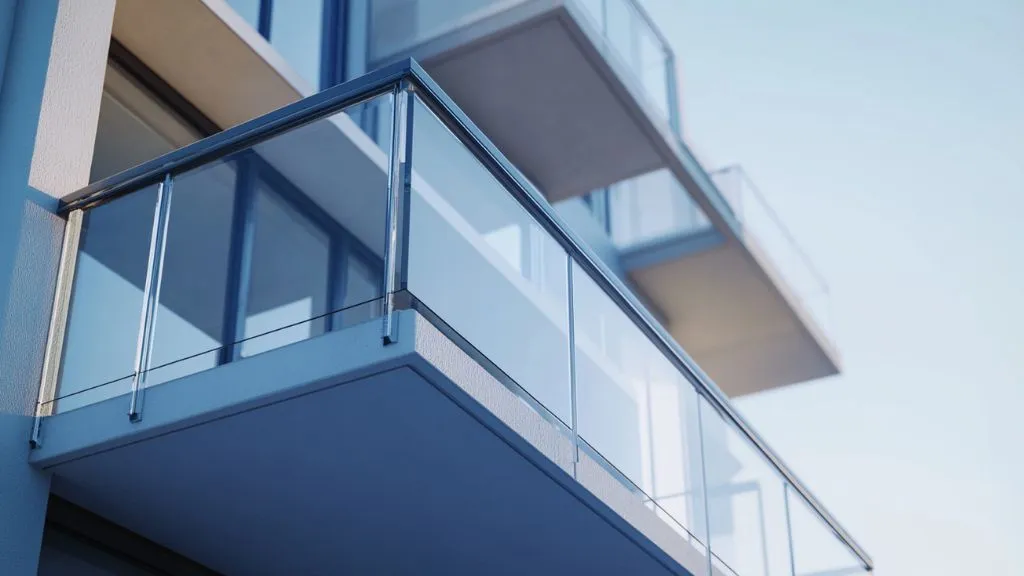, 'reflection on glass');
406,95,573,424
788,485,868,576
56,186,159,413
241,183,330,357
701,397,793,576
270,0,324,90
141,92,393,384
572,262,706,541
